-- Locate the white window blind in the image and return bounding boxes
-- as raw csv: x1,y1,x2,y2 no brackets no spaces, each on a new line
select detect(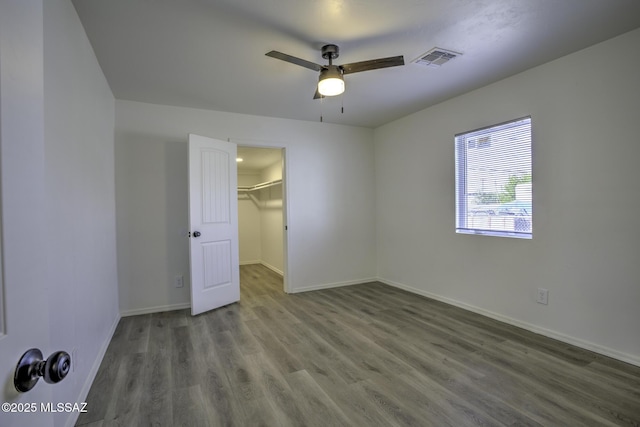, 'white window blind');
455,116,532,239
